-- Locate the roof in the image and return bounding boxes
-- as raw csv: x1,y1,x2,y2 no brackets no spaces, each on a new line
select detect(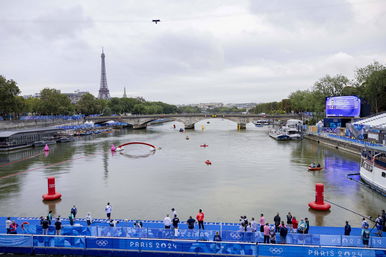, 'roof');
0,127,63,138
354,112,386,128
